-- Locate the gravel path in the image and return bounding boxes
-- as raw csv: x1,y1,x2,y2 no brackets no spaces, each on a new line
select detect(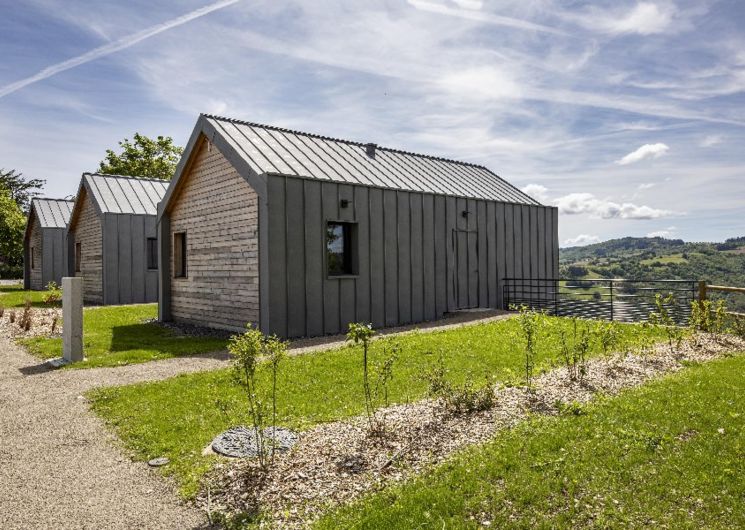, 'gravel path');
0,337,220,530
0,309,512,529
